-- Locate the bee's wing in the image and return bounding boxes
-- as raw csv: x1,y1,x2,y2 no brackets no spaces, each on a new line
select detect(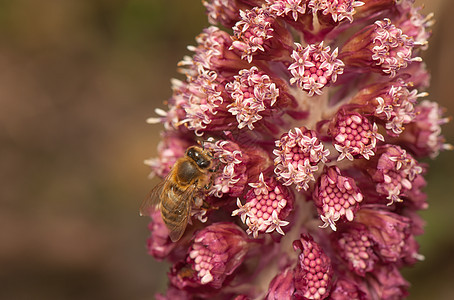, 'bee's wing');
139,175,169,216
167,184,197,242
